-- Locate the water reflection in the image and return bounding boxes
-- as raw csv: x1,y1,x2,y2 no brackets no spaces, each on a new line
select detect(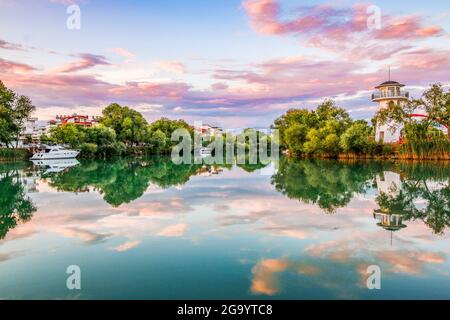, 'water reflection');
374,163,450,235
0,157,449,299
271,158,387,213
0,163,36,240
47,158,202,207
1,157,449,240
